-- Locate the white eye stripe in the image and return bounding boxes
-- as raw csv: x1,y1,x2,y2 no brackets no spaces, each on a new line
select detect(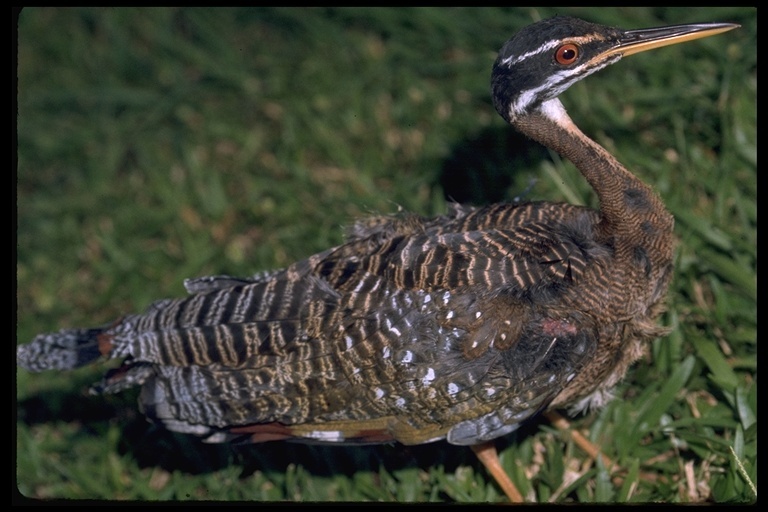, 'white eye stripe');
500,39,561,67
499,34,607,68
